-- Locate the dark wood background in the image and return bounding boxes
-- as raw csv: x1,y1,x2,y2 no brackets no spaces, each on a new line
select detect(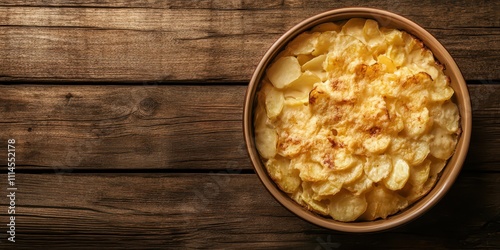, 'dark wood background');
0,0,499,249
